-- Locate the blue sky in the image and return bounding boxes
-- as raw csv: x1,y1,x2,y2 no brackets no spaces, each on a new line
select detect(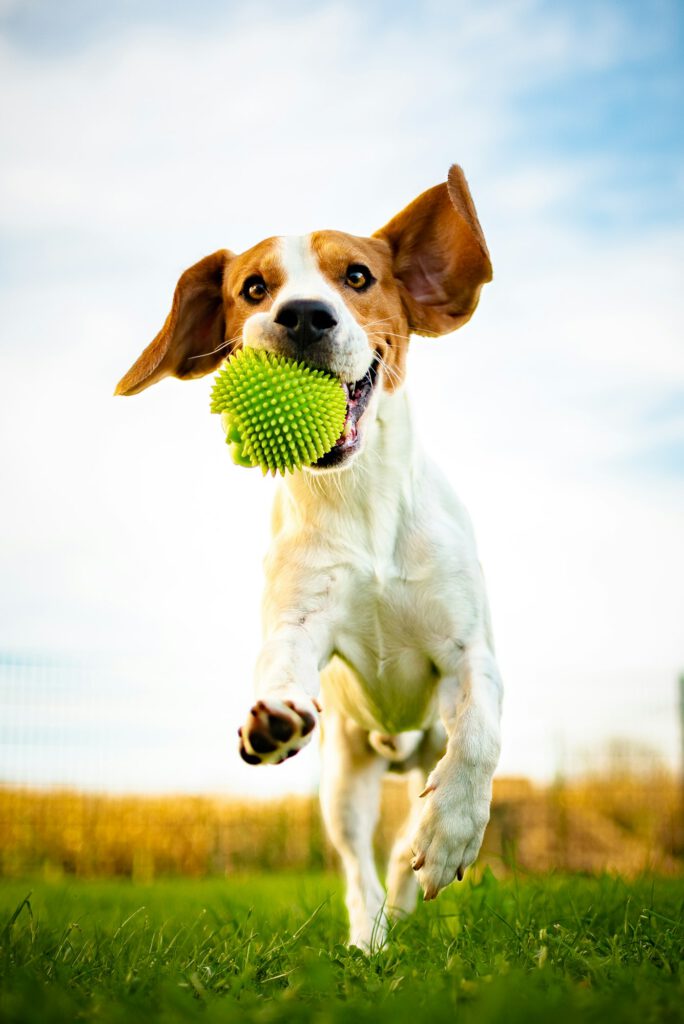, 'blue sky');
4,0,682,230
1,0,682,794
